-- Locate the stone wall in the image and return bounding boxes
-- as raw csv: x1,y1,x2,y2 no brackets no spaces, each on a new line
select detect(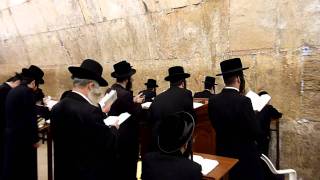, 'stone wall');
0,0,319,179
